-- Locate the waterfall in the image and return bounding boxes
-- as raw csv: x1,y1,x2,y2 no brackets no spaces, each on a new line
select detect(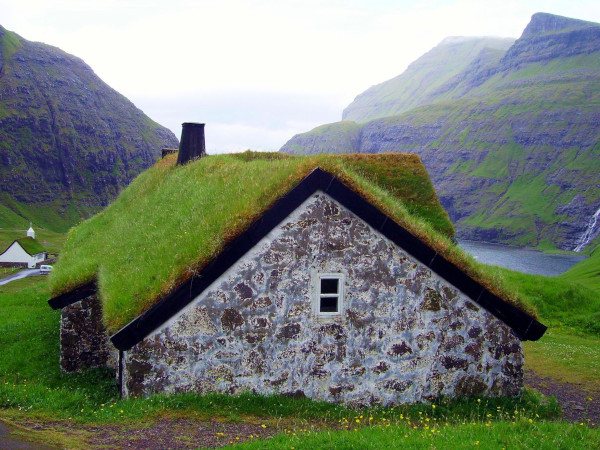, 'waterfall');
573,206,600,252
